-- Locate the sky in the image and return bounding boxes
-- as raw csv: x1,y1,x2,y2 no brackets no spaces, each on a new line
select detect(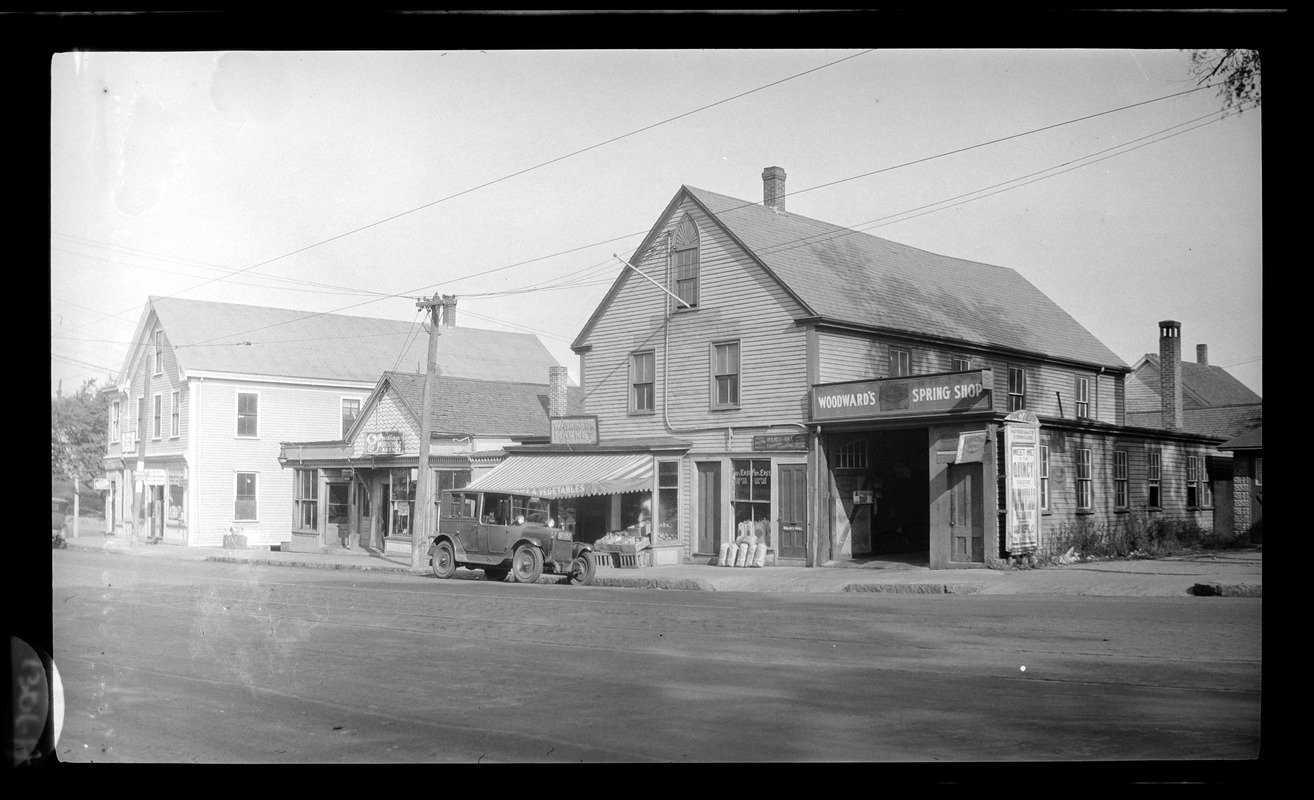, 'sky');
49,45,1263,400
